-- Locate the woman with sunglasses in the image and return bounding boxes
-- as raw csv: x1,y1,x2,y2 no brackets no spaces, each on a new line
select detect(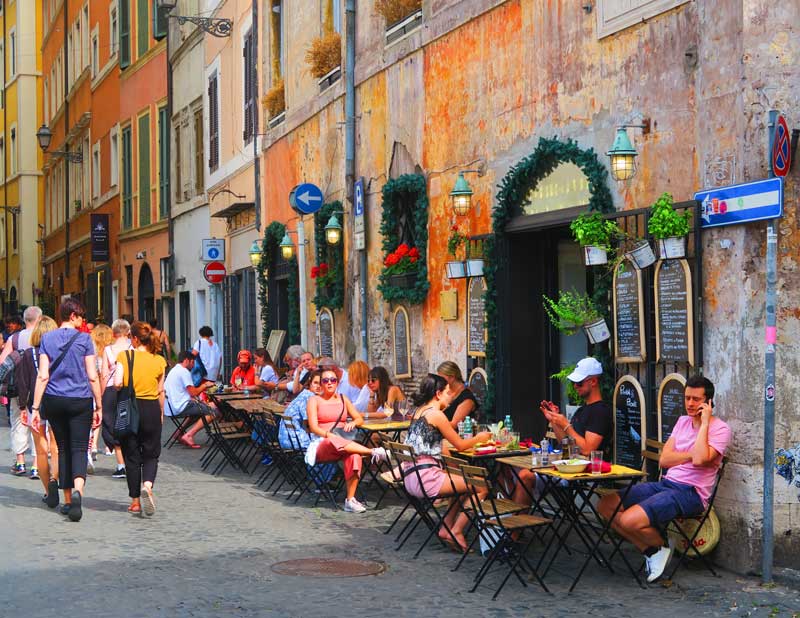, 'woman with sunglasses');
366,366,405,418
306,369,388,513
